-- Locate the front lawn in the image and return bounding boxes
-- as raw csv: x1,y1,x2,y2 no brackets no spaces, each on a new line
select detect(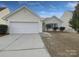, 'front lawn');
42,32,79,57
